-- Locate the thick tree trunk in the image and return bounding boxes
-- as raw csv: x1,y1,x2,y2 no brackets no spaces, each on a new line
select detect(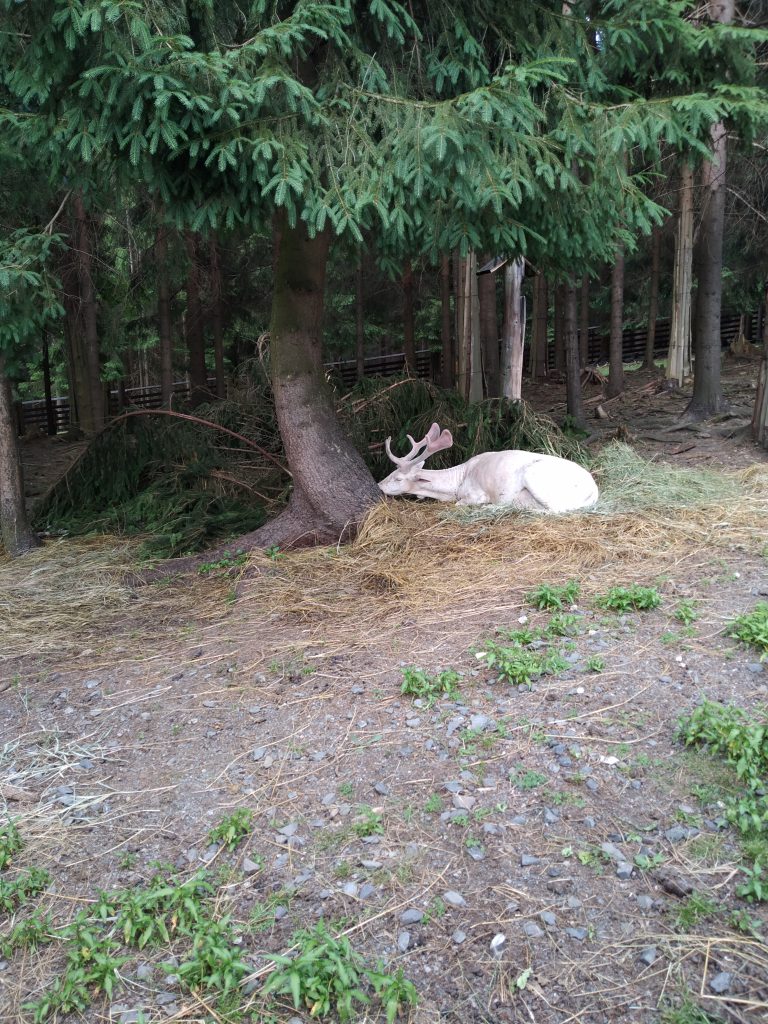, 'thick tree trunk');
607,248,625,398
0,358,38,556
564,279,585,428
440,252,454,389
501,258,525,401
402,258,416,372
684,0,732,419
579,274,590,368
553,283,566,373
752,282,768,448
41,331,56,435
668,163,694,387
355,254,365,381
530,273,548,379
184,231,208,406
210,237,226,399
73,193,105,432
478,260,499,397
643,225,662,369
155,223,174,408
